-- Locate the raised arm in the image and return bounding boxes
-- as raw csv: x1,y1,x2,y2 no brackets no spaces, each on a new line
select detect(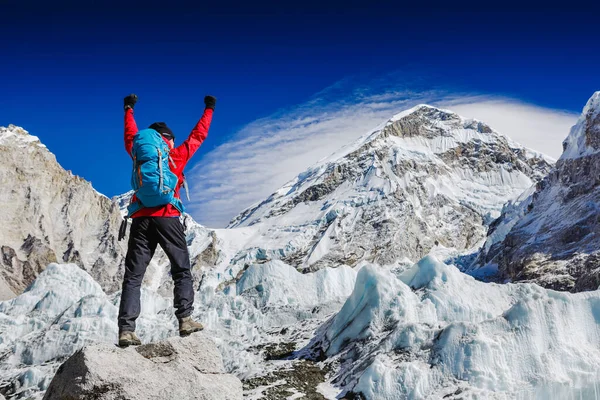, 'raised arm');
170,96,216,166
123,94,139,157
